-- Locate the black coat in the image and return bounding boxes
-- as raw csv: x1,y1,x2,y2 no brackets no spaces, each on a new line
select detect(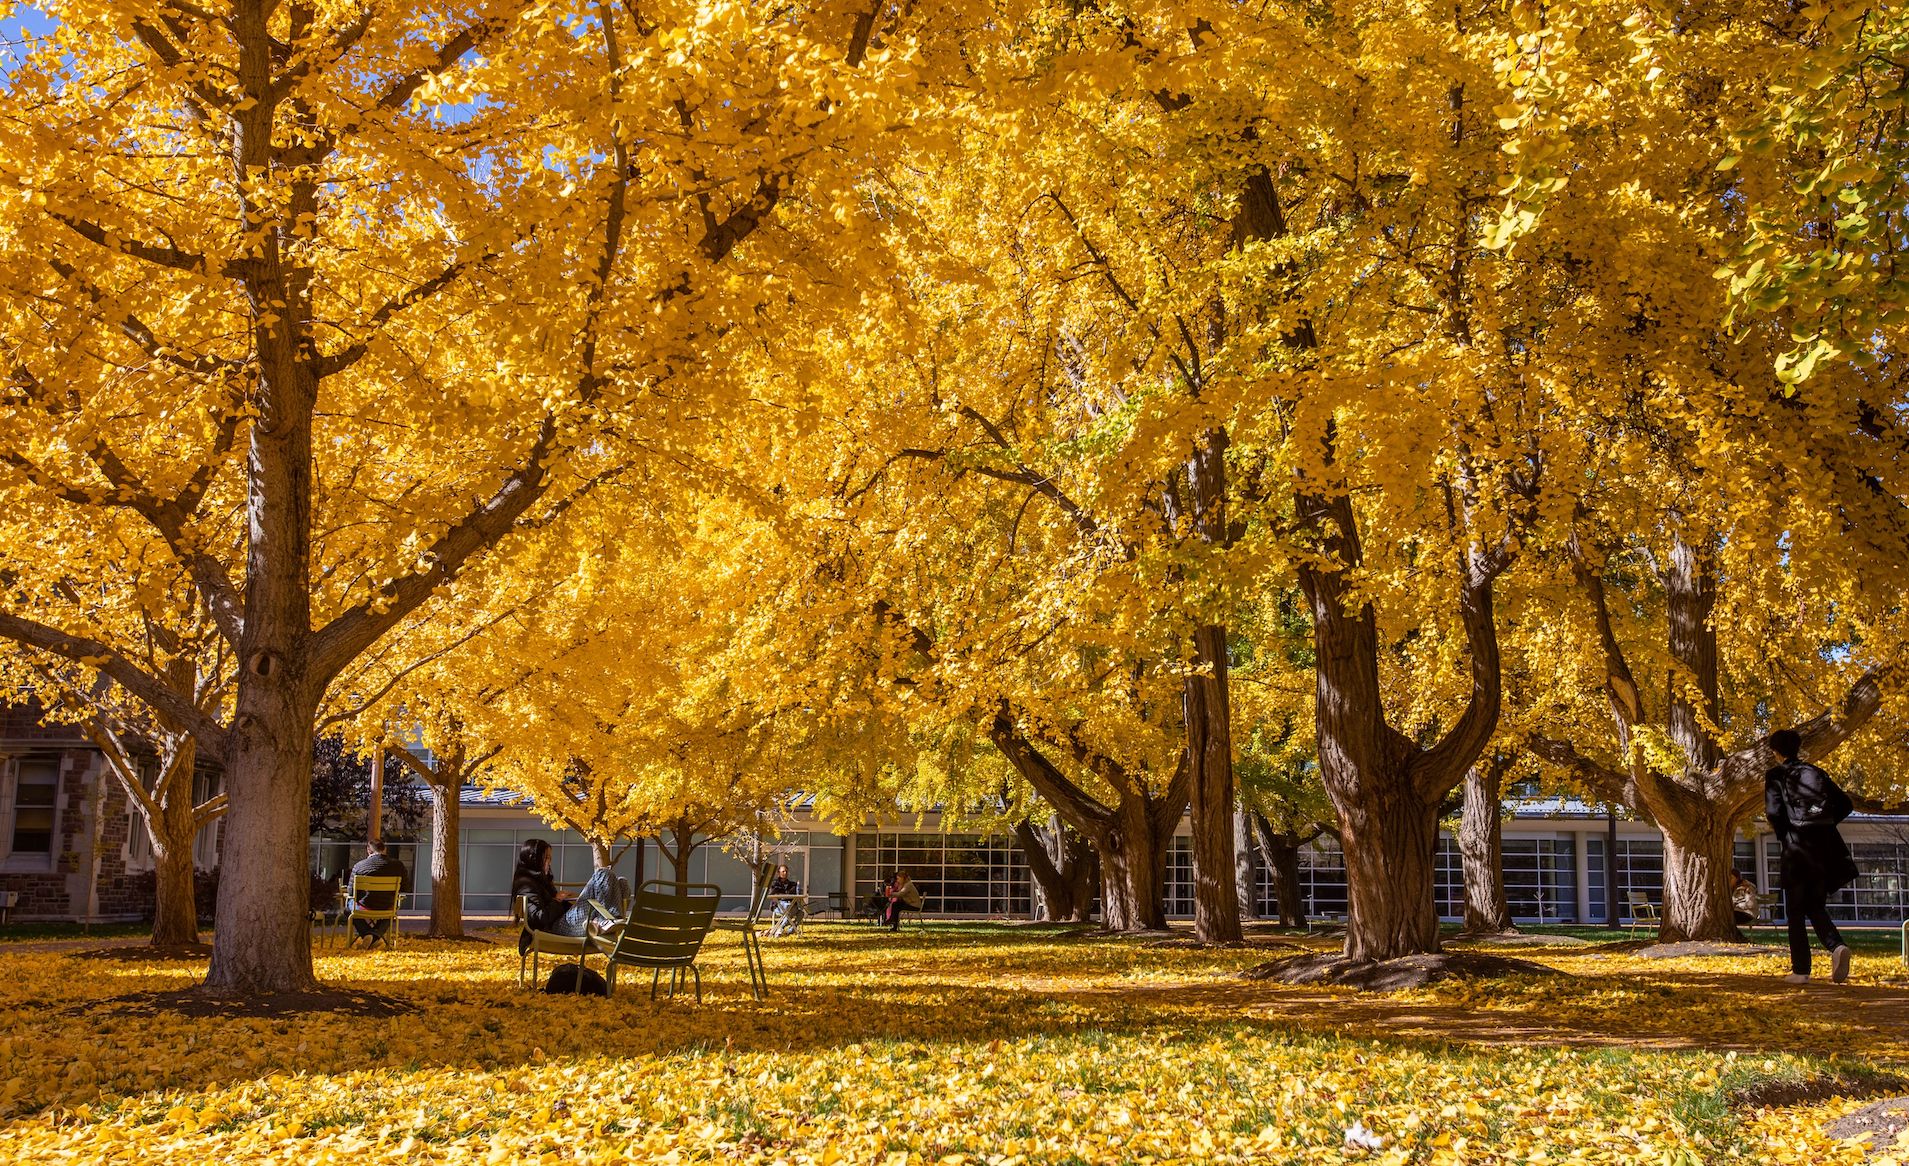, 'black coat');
350,852,406,911
513,868,565,932
1765,762,1860,895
